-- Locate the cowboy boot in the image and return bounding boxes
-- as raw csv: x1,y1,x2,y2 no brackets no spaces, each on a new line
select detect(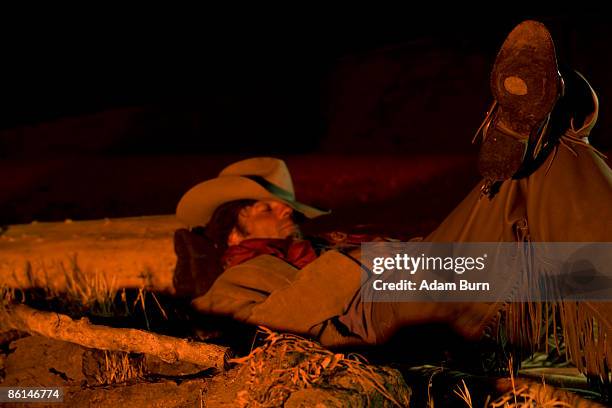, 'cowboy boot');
474,20,564,184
